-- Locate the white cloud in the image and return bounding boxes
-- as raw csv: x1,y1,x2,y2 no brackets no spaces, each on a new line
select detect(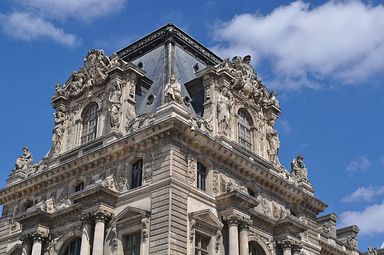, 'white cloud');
0,12,78,46
342,186,384,203
347,156,372,172
340,201,384,235
213,1,384,89
16,0,125,22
